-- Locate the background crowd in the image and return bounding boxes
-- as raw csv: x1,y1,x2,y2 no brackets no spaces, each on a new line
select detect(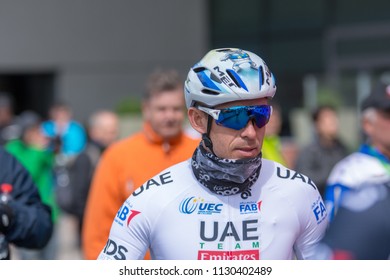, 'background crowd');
0,66,389,260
